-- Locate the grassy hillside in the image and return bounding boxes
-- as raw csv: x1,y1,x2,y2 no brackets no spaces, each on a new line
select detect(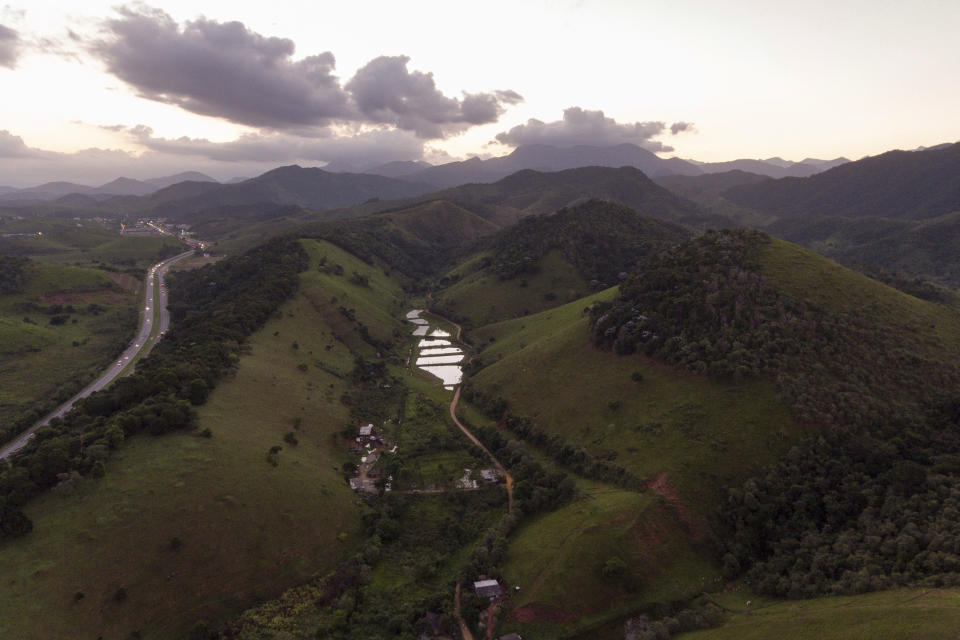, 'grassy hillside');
458,288,803,637
0,240,401,639
439,249,589,325
498,487,719,640
471,292,801,508
678,588,960,640
0,260,138,441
